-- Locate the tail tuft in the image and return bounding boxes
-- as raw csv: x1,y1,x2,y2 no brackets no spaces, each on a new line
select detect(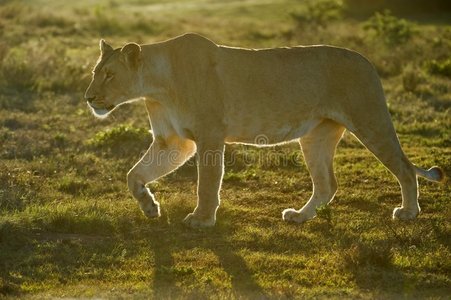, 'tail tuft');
415,165,445,182
428,166,444,182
